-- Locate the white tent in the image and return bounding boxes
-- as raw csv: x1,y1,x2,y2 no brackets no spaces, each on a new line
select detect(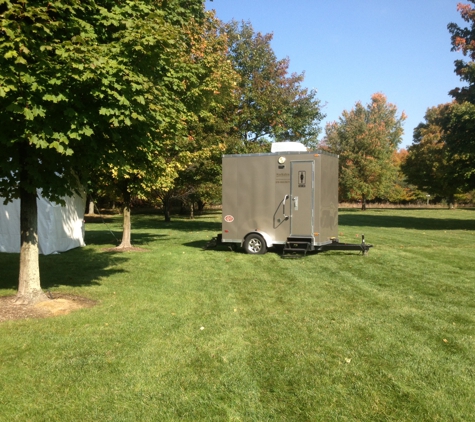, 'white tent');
0,191,86,255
